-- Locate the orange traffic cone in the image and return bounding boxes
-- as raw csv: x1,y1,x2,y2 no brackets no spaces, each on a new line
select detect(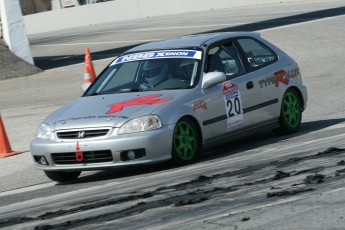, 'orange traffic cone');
0,115,22,158
82,48,96,84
